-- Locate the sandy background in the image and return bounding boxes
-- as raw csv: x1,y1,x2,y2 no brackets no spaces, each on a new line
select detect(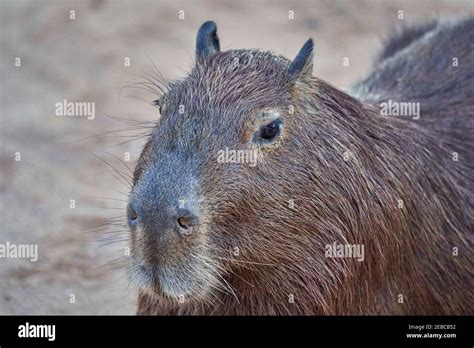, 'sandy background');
1,0,473,314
